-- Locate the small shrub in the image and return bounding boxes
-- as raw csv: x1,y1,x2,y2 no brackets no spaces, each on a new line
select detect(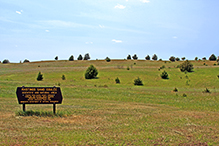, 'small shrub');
214,63,216,66
134,77,143,86
173,88,178,92
85,65,98,79
186,80,189,86
127,66,130,70
203,88,211,93
217,75,219,78
115,77,120,84
183,93,187,97
117,65,124,69
99,85,108,88
62,75,66,80
37,72,43,81
160,71,168,79
160,65,165,69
